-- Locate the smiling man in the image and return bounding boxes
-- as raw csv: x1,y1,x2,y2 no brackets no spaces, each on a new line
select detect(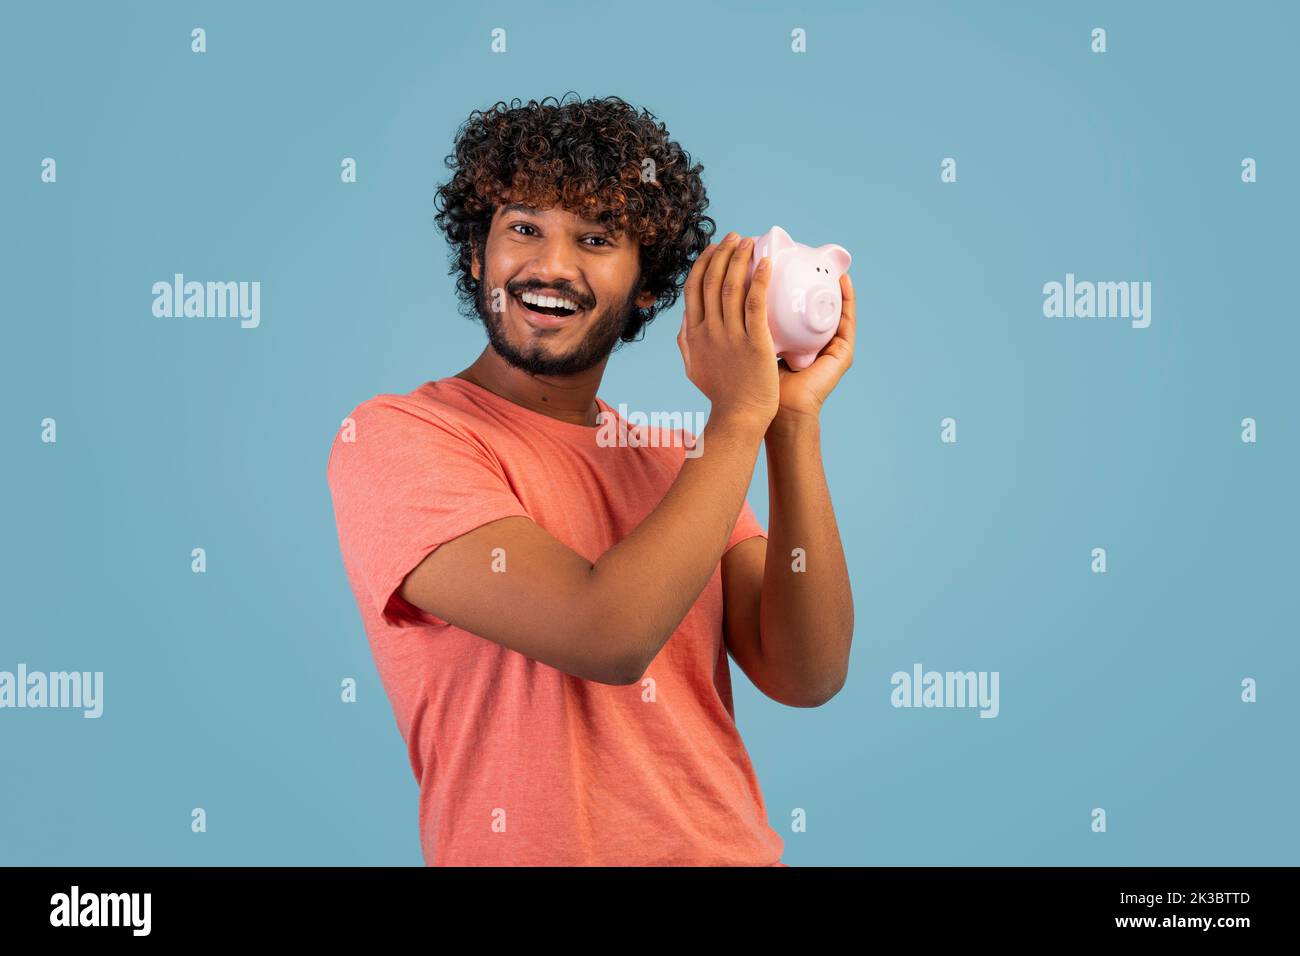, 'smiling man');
326,93,855,866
